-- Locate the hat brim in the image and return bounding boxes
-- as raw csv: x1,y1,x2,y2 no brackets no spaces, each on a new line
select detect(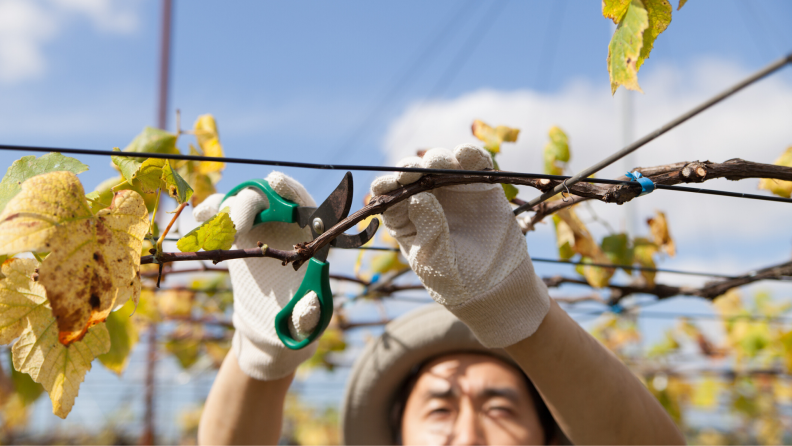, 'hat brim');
340,303,512,445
